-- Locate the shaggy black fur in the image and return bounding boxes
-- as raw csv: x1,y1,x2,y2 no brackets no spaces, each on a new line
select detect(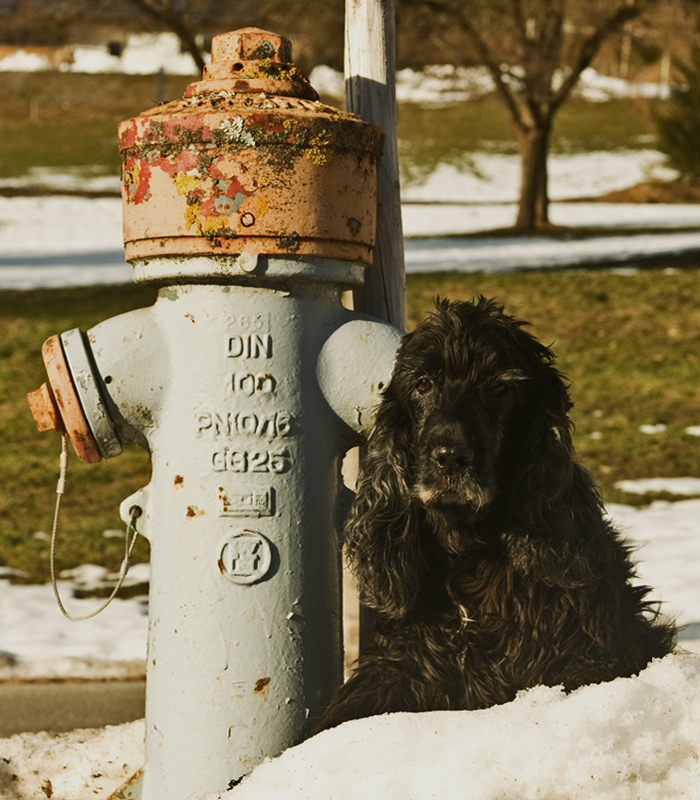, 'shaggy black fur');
315,297,675,732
